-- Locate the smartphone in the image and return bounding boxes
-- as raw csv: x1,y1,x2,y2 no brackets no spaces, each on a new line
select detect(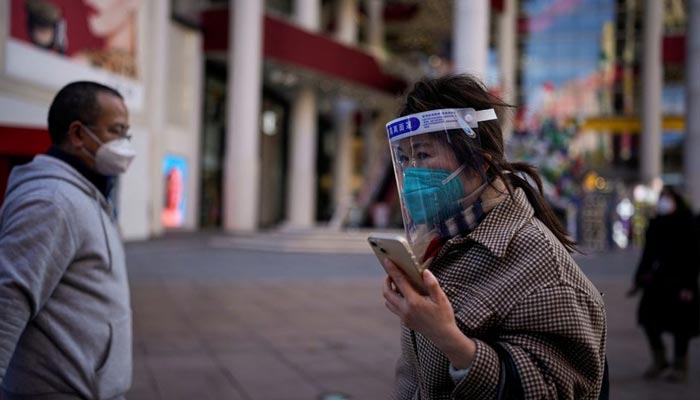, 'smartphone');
367,232,426,293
